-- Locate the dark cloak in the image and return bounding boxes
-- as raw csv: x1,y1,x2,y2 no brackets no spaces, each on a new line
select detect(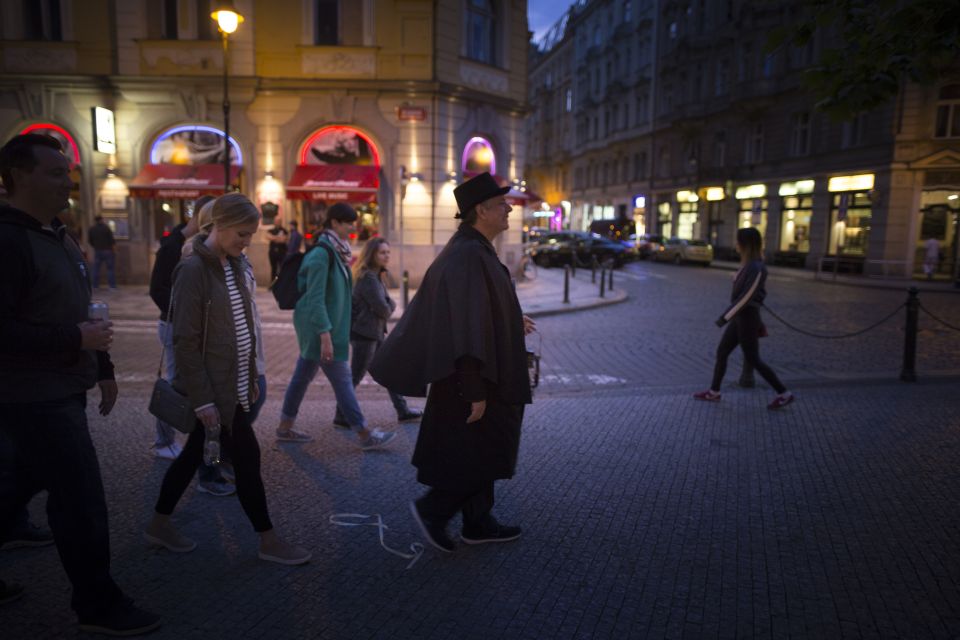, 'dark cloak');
369,224,531,489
